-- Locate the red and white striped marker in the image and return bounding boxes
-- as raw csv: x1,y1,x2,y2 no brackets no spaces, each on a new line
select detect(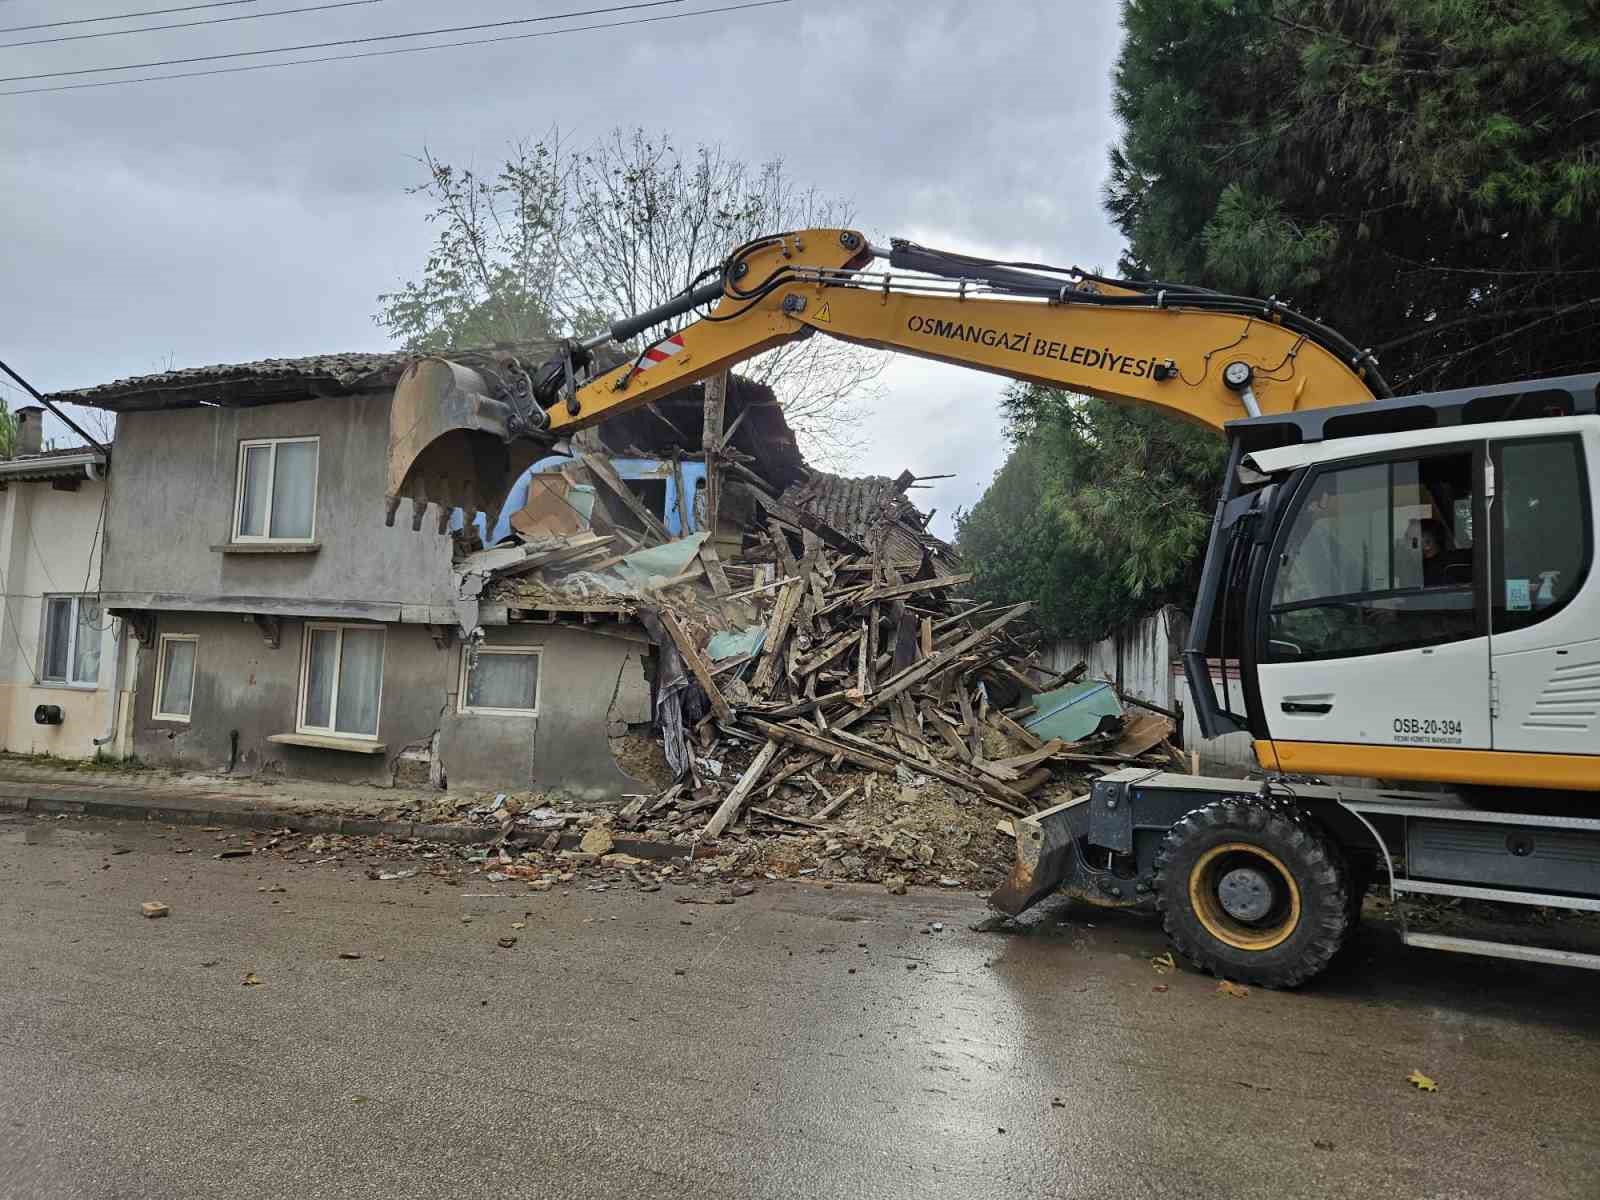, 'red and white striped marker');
627,333,686,379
